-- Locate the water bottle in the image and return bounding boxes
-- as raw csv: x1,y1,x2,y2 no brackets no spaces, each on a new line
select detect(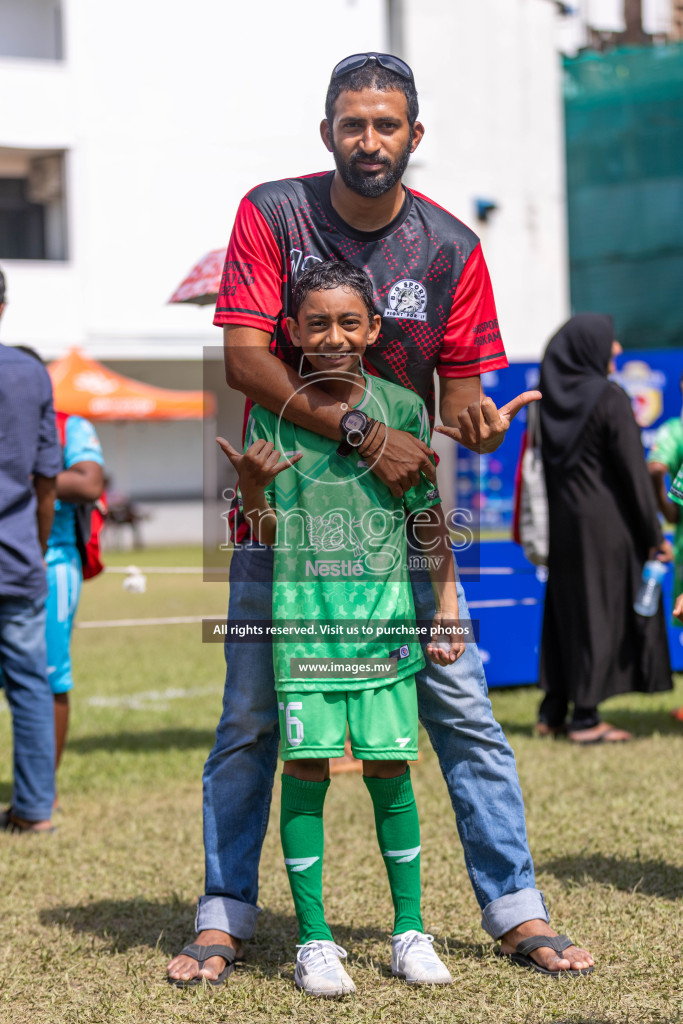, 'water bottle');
633,560,668,617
